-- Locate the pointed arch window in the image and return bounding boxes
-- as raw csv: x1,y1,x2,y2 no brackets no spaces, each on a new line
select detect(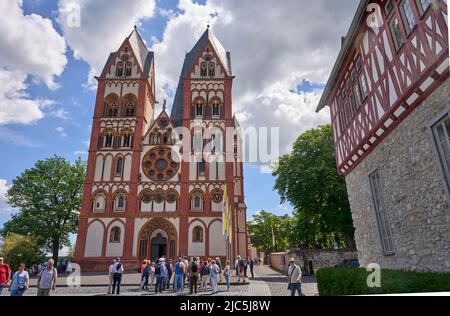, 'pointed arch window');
208,62,215,77
104,94,119,117
122,133,132,148
110,227,121,243
92,193,106,212
104,132,114,148
115,157,124,177
200,62,208,77
191,192,204,211
194,97,205,118
116,62,124,77
114,192,127,212
192,226,204,243
210,97,222,118
125,62,132,77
